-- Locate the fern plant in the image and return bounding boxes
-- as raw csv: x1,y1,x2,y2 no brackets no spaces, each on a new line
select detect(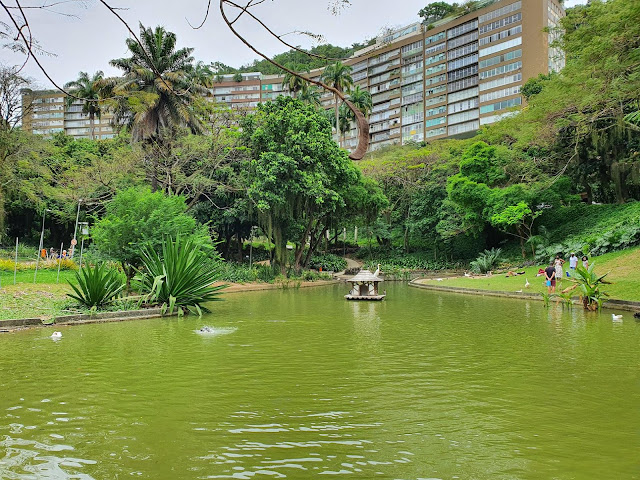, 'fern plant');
469,247,503,274
135,236,227,316
67,263,125,308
